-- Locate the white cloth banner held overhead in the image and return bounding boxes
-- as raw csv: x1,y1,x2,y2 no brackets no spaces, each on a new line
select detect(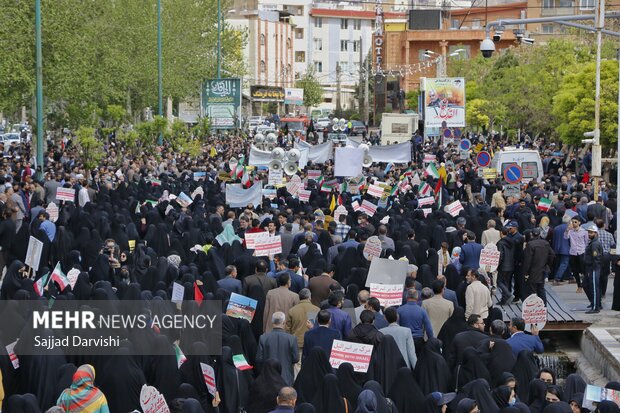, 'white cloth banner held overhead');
294,140,333,164
368,142,412,163
334,147,364,177
225,182,263,208
249,145,273,167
